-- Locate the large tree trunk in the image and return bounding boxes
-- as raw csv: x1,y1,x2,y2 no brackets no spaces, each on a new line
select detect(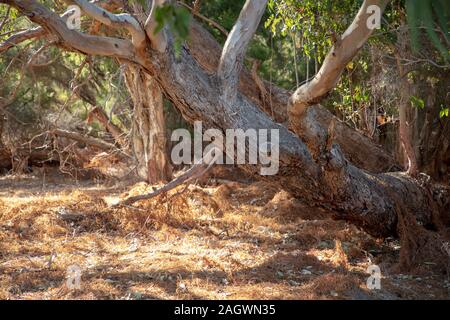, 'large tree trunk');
143,42,444,239
124,64,172,183
0,2,398,174
111,0,443,241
